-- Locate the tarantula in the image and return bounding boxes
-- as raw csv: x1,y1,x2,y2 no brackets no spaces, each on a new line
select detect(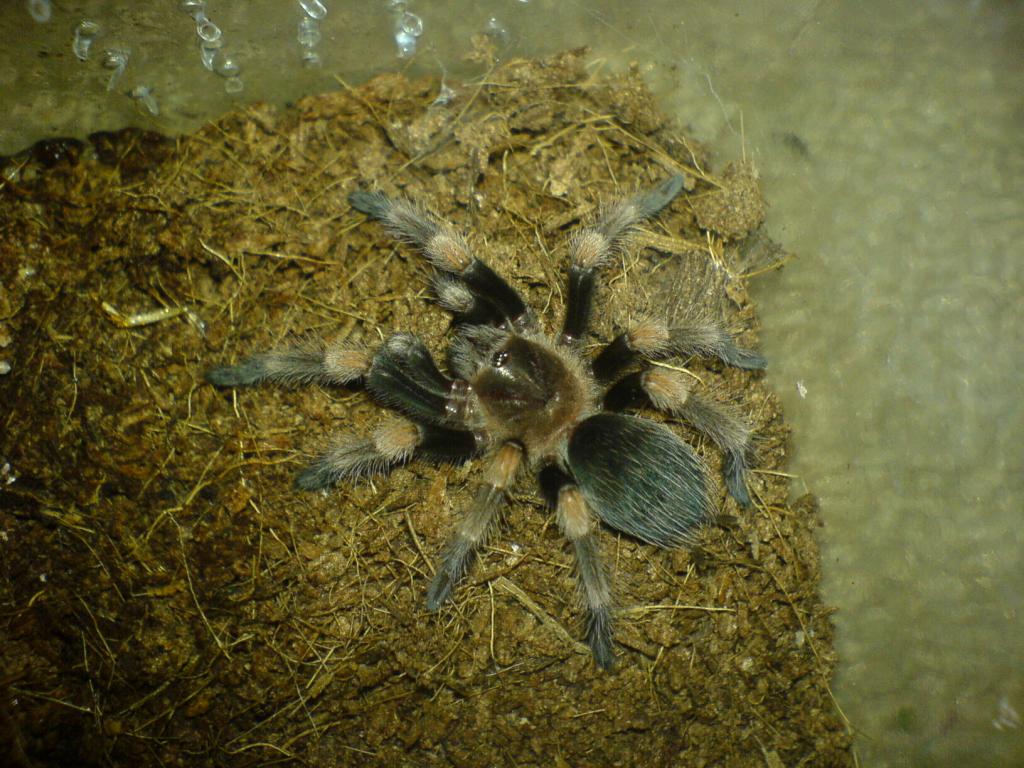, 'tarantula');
207,175,765,668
